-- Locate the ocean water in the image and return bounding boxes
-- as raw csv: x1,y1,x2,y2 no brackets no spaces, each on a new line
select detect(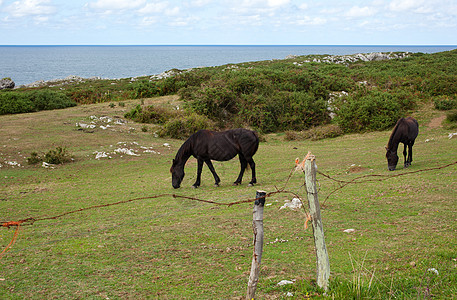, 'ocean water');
1,45,456,86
